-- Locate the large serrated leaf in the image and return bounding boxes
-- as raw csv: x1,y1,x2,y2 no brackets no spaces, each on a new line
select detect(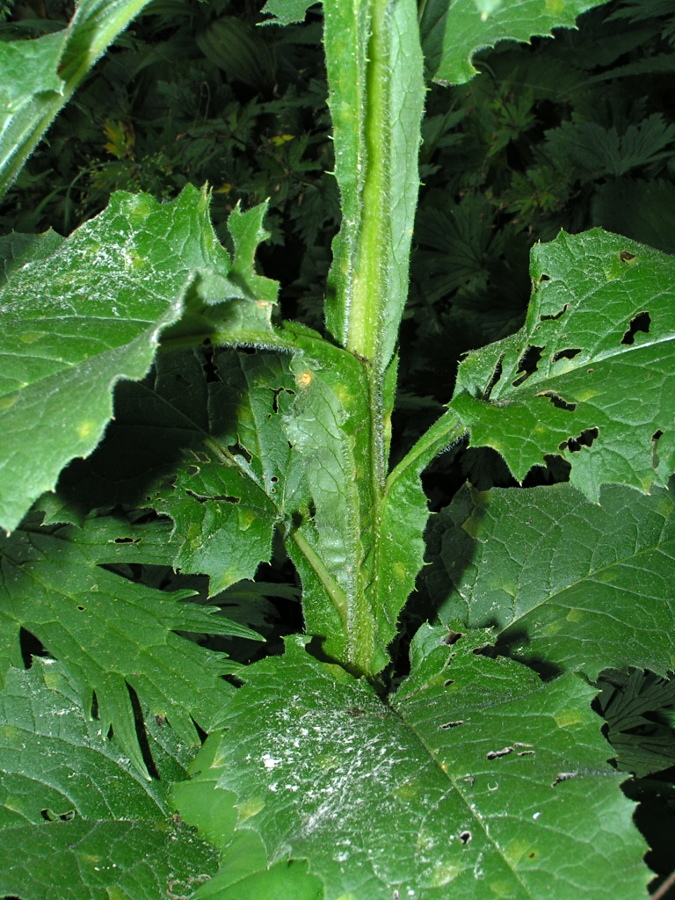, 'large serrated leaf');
0,658,218,900
0,185,280,533
0,0,155,197
176,633,648,900
425,481,675,679
421,0,613,85
448,229,675,500
0,514,254,775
